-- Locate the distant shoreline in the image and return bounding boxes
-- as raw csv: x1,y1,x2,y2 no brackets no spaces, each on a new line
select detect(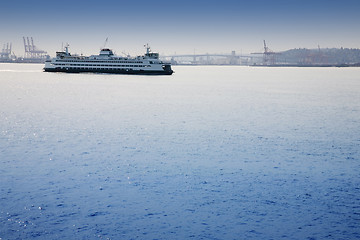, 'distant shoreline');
1,62,360,68
172,64,360,67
